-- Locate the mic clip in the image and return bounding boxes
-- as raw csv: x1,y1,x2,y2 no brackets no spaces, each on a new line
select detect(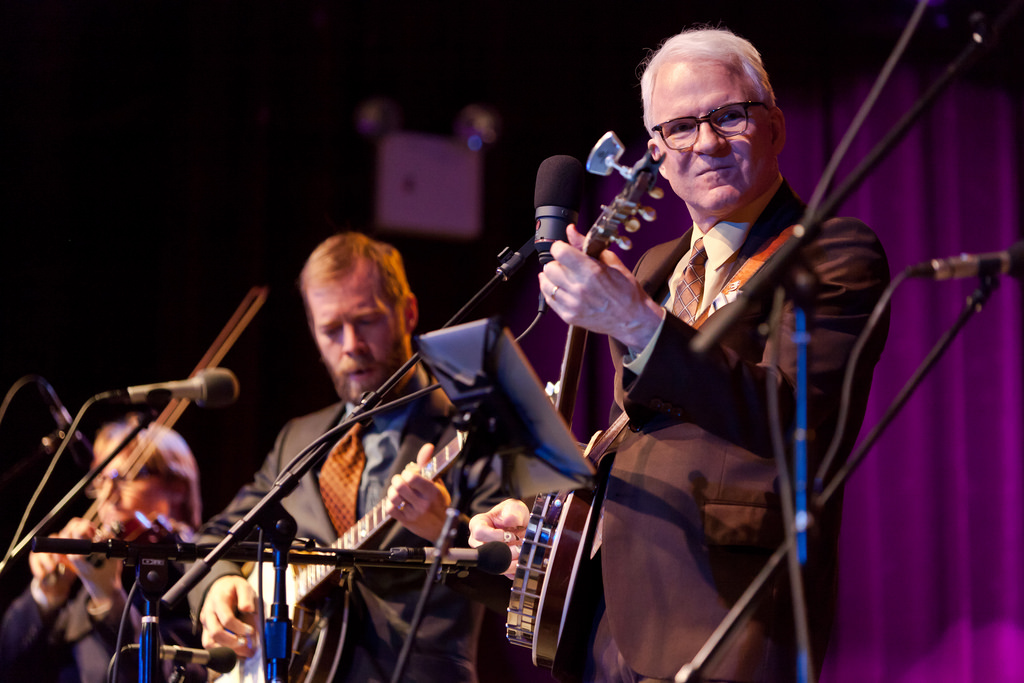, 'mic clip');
496,234,538,281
